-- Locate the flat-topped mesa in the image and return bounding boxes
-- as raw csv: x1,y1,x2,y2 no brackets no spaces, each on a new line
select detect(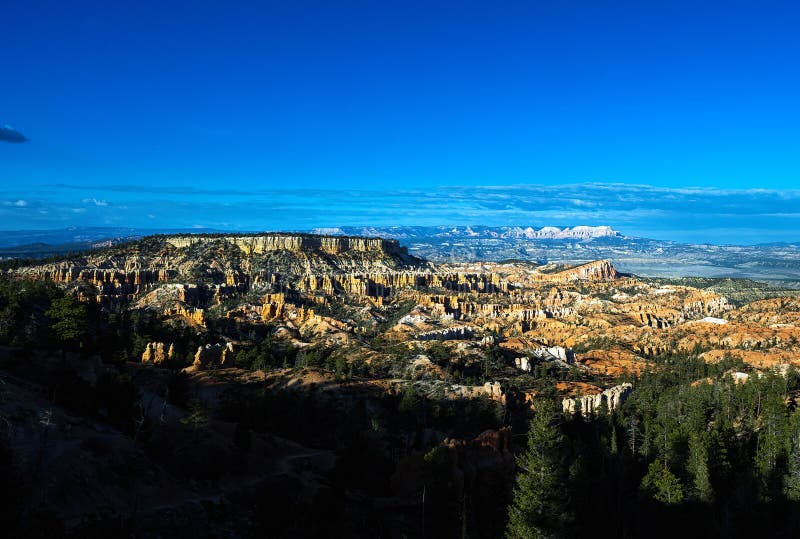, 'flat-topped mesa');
164,233,407,256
